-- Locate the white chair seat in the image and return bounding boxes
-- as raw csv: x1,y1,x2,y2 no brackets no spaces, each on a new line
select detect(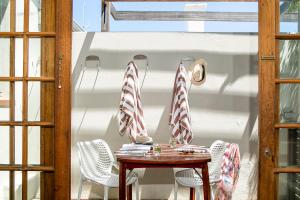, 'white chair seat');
85,170,138,188
77,139,139,200
173,140,227,200
175,168,221,188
